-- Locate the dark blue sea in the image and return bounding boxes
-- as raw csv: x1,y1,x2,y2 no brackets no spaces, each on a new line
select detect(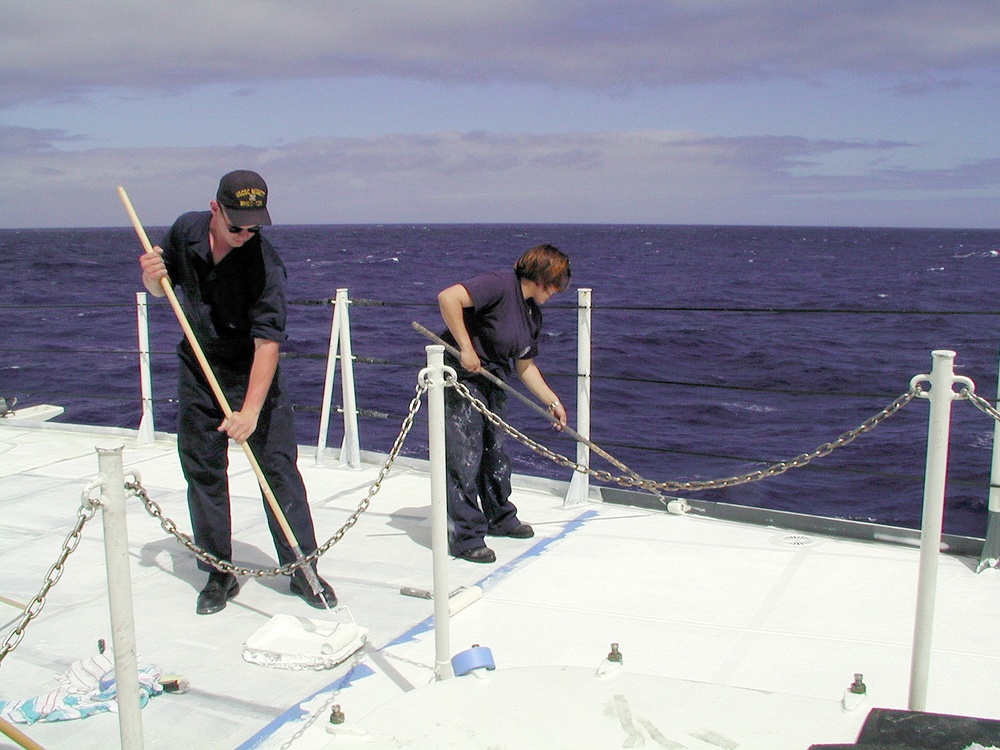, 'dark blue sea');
2,224,999,538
